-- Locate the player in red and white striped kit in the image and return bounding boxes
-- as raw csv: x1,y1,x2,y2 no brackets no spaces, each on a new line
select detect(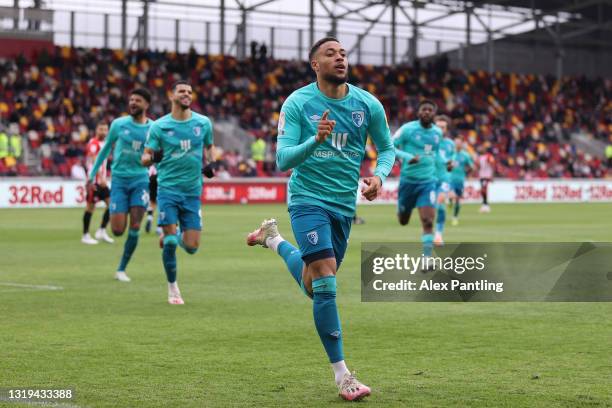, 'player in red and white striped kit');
477,148,495,213
144,164,161,235
82,122,114,245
